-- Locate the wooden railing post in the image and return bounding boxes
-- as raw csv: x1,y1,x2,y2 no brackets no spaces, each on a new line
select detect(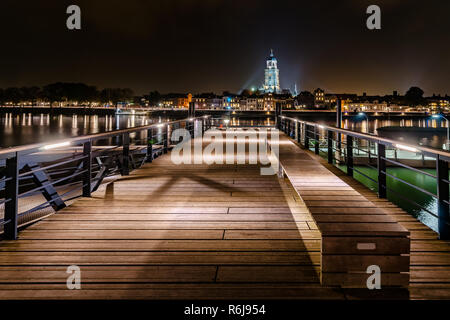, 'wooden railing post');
314,125,320,155
377,143,387,199
346,135,353,177
436,155,450,239
82,141,92,197
147,128,153,163
4,153,19,240
122,132,130,176
327,130,333,164
297,121,301,144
